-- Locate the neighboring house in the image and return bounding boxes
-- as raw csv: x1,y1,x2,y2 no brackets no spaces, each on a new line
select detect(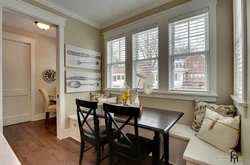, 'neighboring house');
173,55,205,90
182,55,205,90
112,65,125,88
